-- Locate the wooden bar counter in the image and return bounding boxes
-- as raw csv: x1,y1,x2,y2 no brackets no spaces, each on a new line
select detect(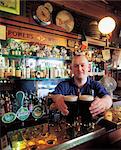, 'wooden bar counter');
1,111,121,150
